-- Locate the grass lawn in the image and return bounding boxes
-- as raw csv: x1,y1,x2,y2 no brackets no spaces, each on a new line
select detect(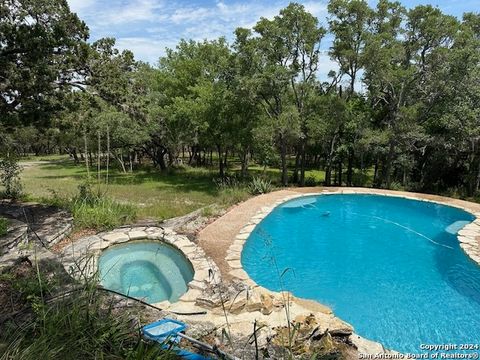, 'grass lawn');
18,155,373,222
20,156,252,220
